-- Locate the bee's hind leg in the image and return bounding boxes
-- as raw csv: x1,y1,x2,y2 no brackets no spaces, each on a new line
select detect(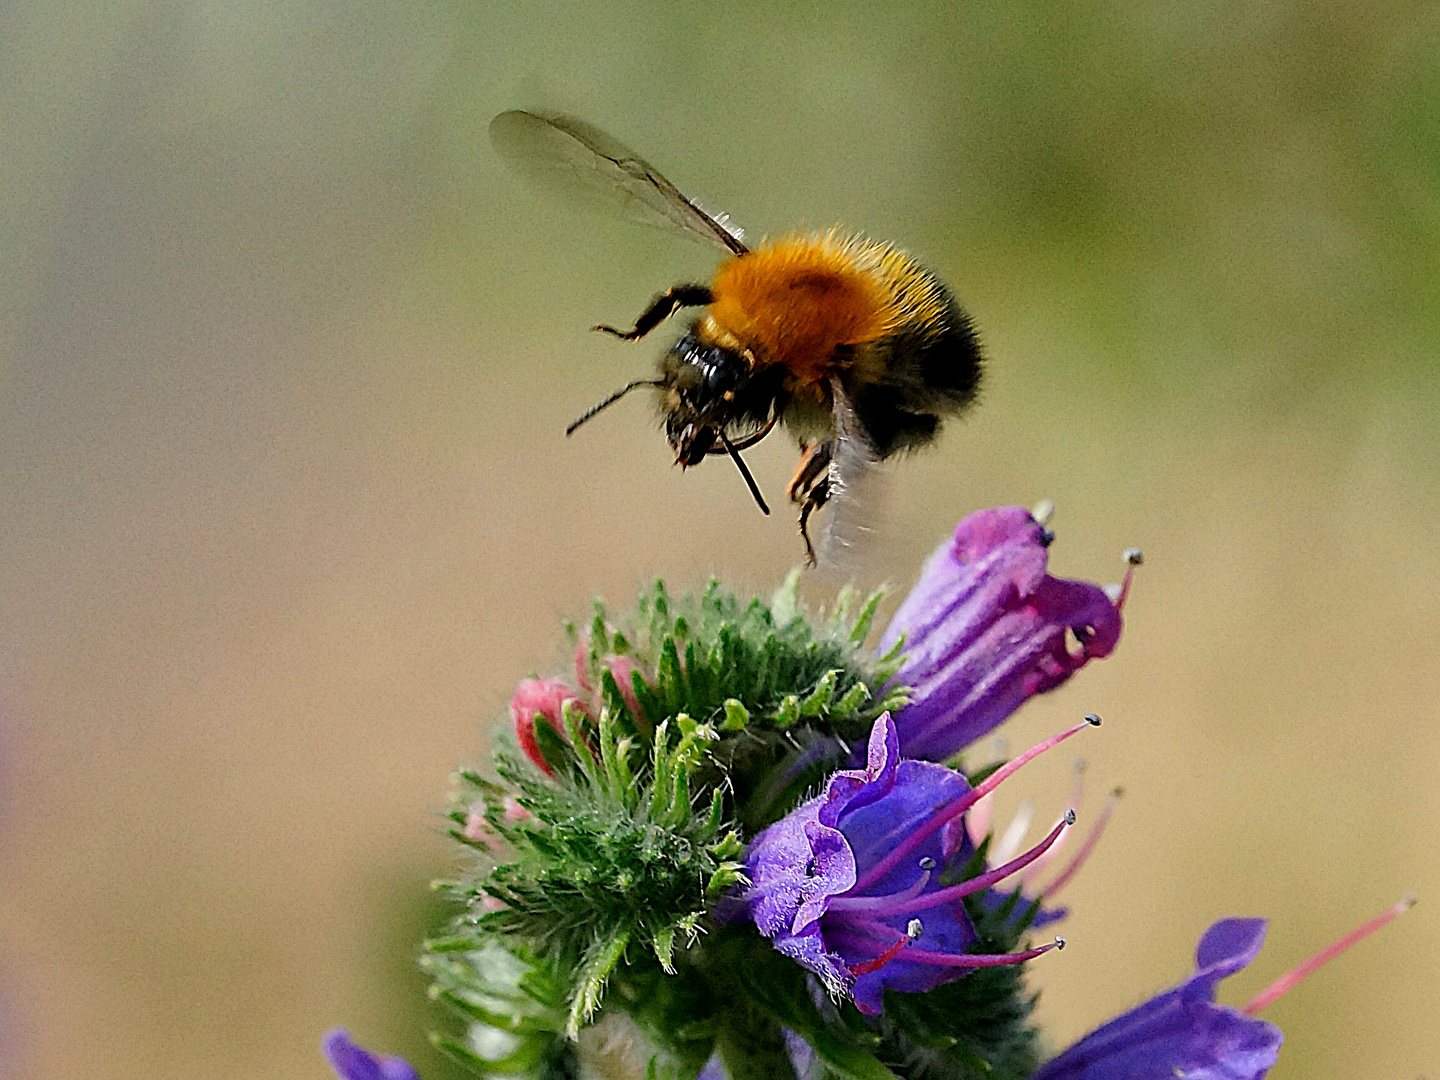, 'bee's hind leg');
787,441,833,503
790,441,835,567
593,284,713,341
797,478,832,567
